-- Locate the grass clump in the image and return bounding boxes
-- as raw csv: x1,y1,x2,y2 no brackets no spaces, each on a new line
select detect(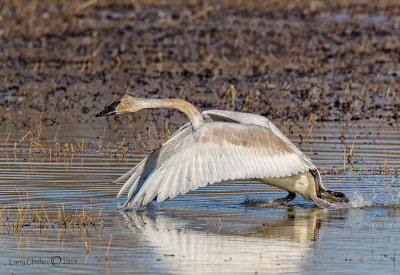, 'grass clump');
0,193,103,234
